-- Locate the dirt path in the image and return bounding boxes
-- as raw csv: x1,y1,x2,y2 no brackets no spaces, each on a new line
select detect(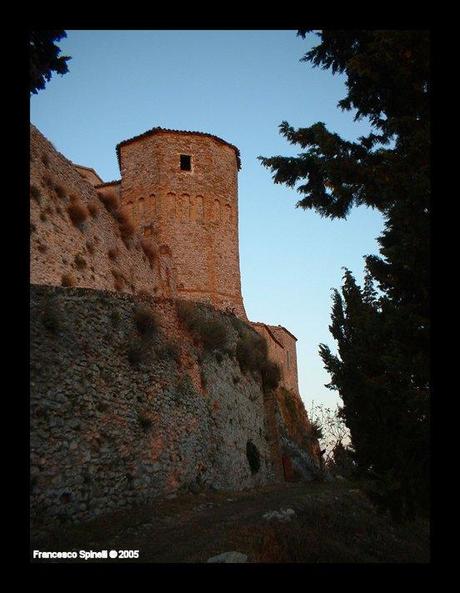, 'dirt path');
31,481,429,563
